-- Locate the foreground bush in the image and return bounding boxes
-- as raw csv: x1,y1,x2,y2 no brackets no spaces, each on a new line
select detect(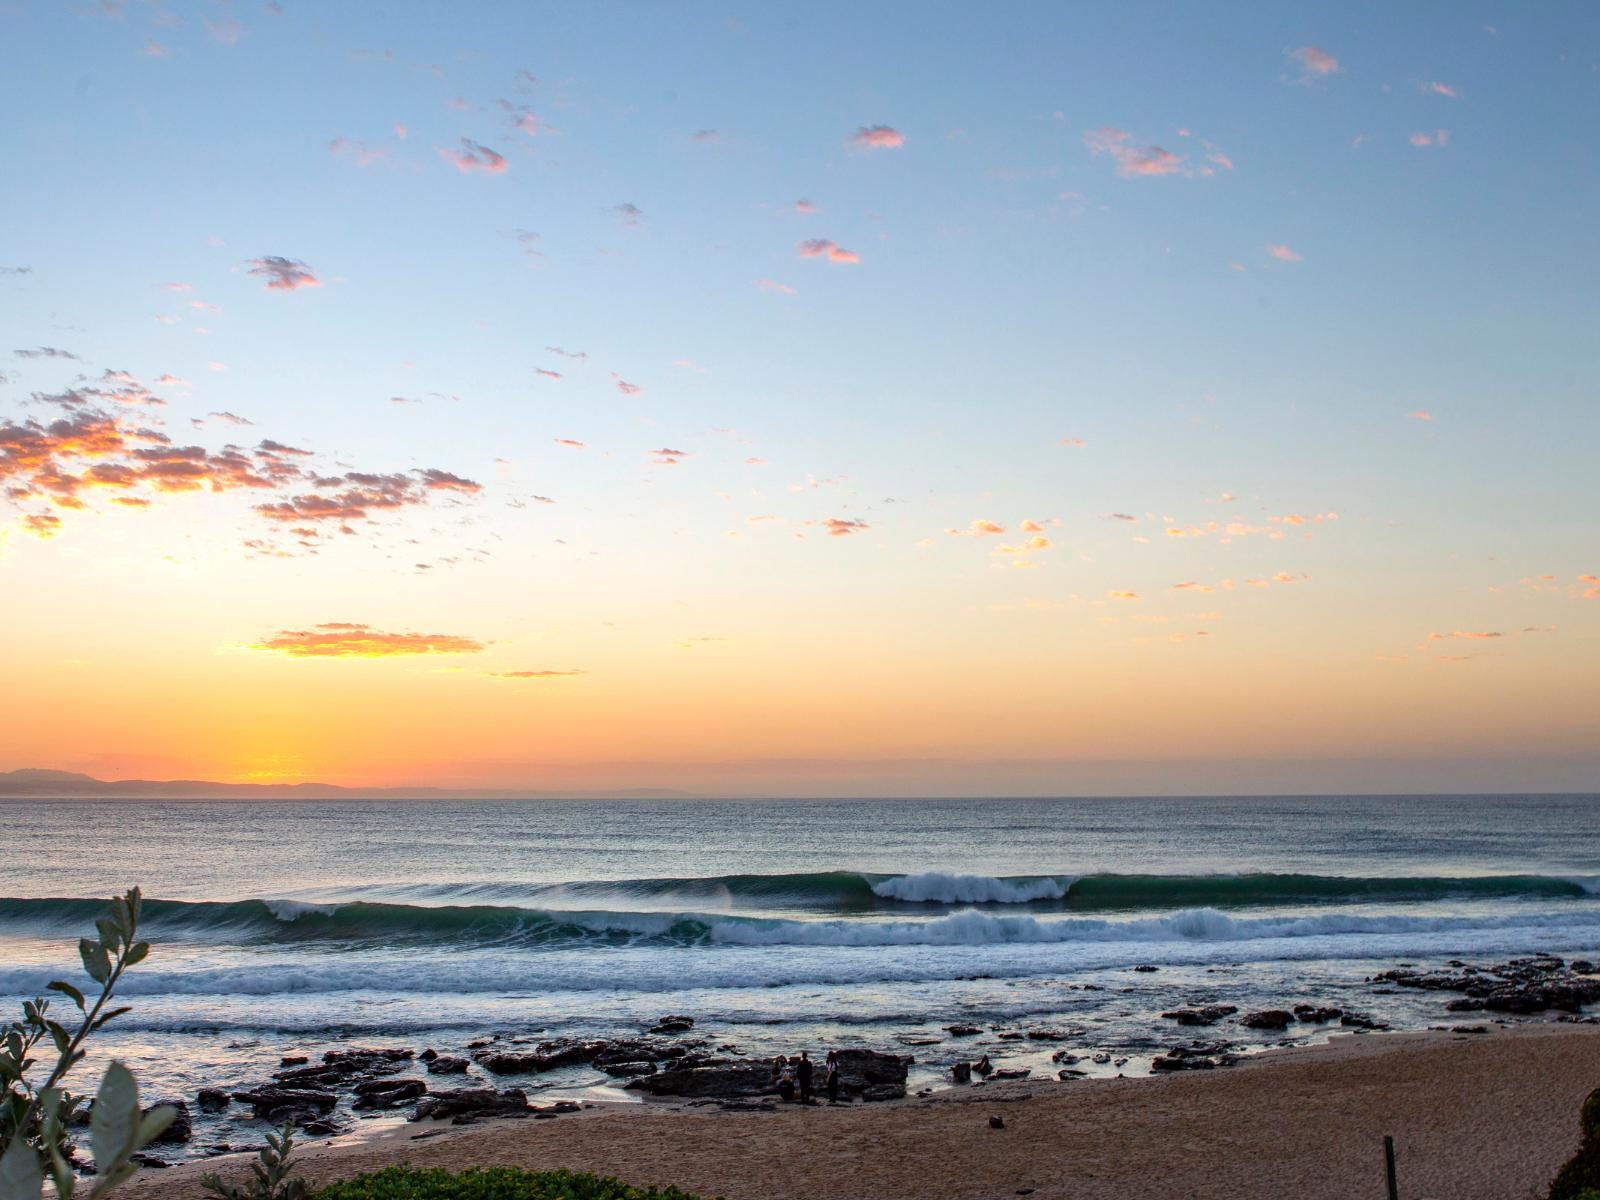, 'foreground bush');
1548,1086,1600,1199
313,1167,707,1200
